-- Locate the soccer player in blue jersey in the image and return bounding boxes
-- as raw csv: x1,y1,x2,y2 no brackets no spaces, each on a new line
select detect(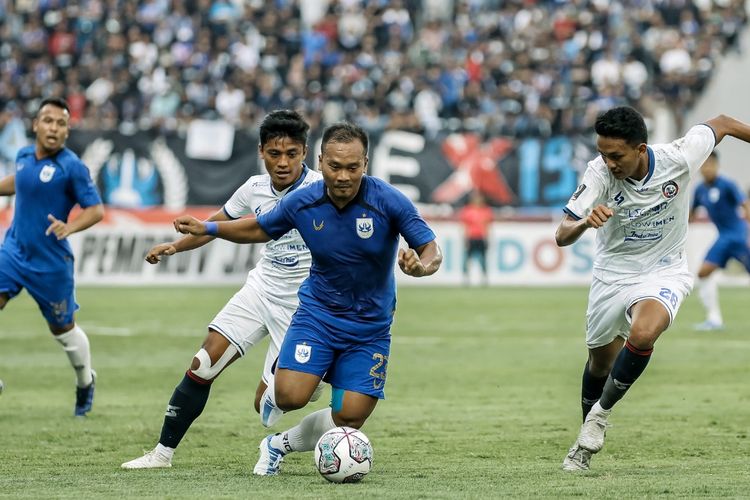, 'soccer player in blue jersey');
690,151,750,331
173,122,442,476
0,97,104,416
